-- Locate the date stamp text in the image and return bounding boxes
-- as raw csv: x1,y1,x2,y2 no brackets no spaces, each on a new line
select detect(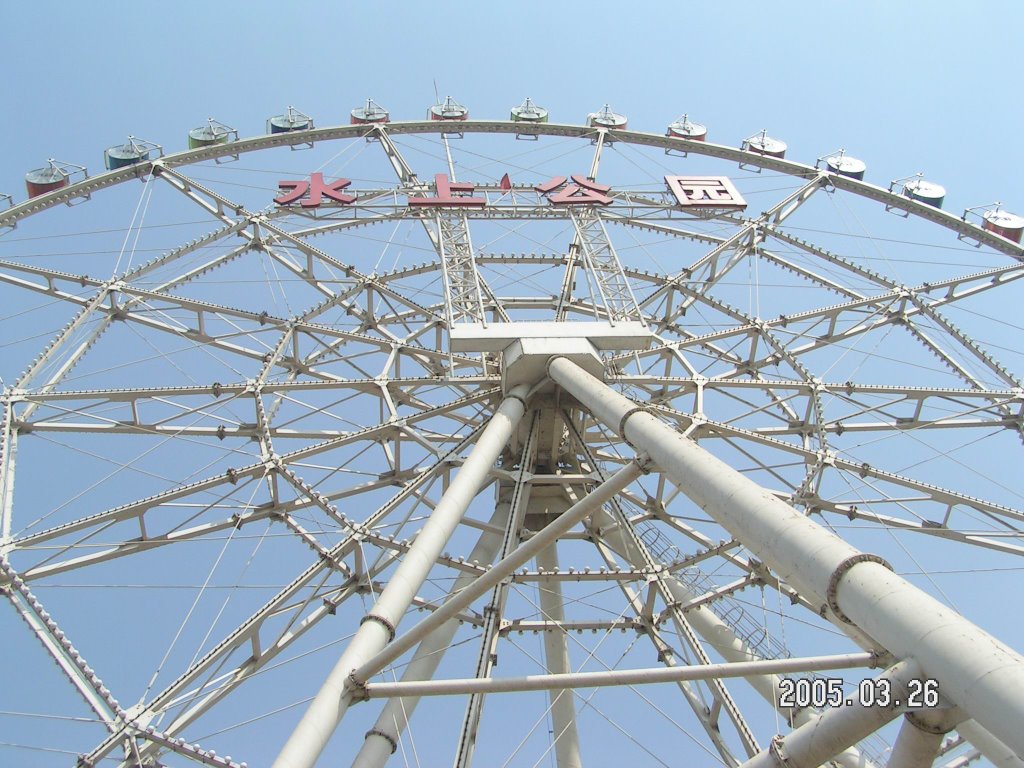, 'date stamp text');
778,677,940,709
